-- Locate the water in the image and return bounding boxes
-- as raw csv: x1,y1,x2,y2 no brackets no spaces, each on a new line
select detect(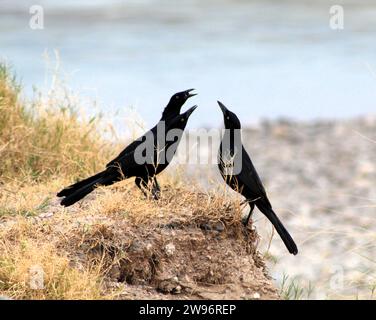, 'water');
1,0,376,129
